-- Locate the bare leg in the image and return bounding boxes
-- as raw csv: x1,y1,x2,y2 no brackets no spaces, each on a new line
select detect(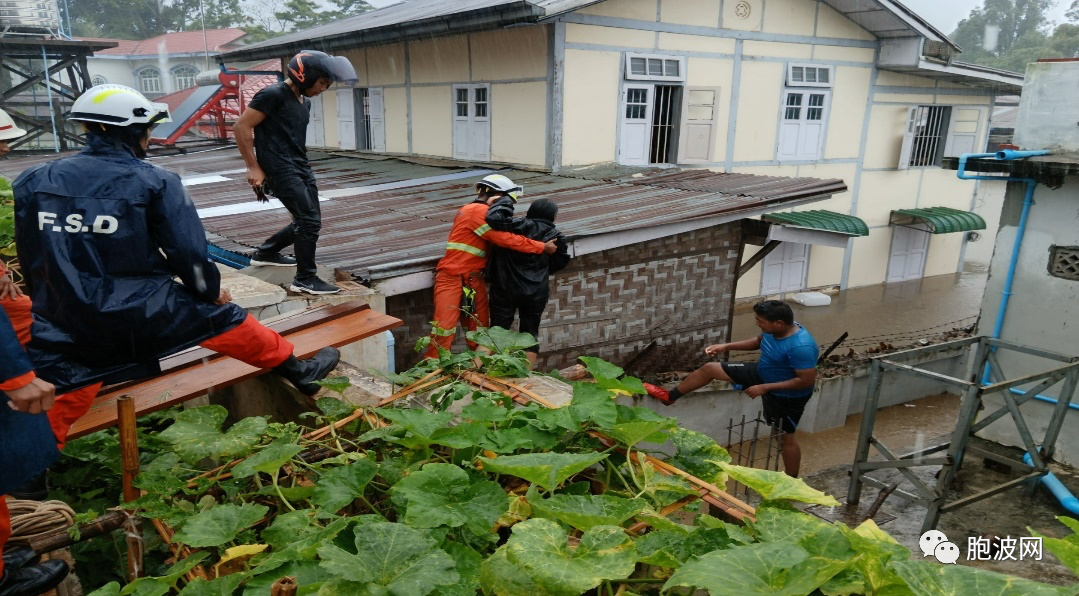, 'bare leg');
780,433,801,478
674,362,734,395
526,352,538,369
